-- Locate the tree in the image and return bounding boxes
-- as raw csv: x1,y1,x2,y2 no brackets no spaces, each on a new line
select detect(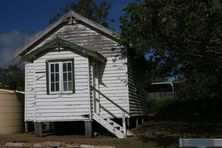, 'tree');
0,65,24,91
120,0,222,99
49,0,111,27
